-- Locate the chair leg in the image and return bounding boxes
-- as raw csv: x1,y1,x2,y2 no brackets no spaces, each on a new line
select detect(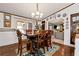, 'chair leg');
46,45,49,51
30,41,33,53
20,44,22,56
43,42,45,53
26,44,27,52
50,44,52,49
17,45,19,55
18,42,20,55
43,47,45,53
